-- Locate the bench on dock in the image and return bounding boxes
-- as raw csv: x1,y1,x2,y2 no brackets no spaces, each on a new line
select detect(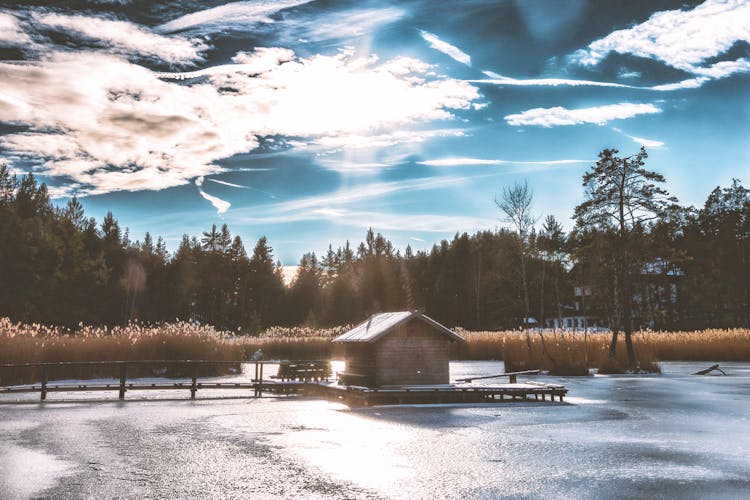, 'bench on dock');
337,372,369,386
271,361,331,382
